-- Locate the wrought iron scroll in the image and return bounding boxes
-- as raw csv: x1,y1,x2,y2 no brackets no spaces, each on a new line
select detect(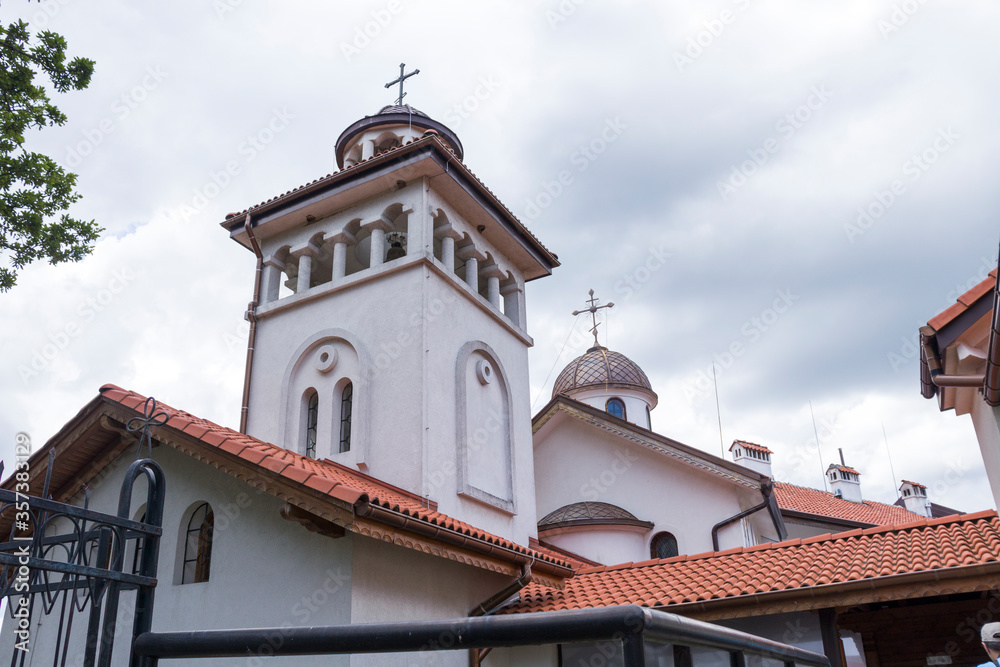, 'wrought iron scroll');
0,456,165,667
